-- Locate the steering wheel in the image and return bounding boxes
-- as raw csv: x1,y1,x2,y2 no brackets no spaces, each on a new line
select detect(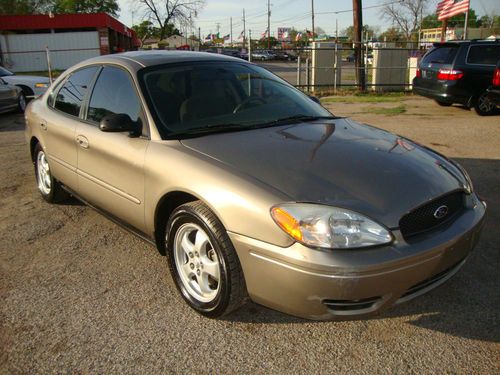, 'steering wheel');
233,97,266,113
